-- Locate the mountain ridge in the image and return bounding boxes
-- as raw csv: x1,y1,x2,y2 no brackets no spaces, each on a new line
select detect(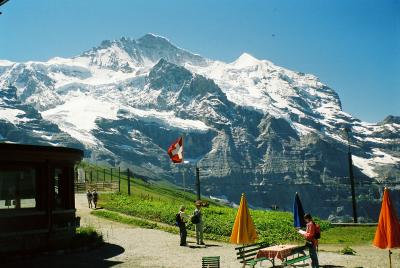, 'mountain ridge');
0,34,399,220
